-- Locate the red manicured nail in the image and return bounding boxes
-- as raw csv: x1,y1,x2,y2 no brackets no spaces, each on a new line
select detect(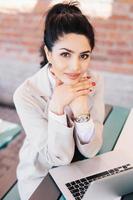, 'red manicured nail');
92,82,96,86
